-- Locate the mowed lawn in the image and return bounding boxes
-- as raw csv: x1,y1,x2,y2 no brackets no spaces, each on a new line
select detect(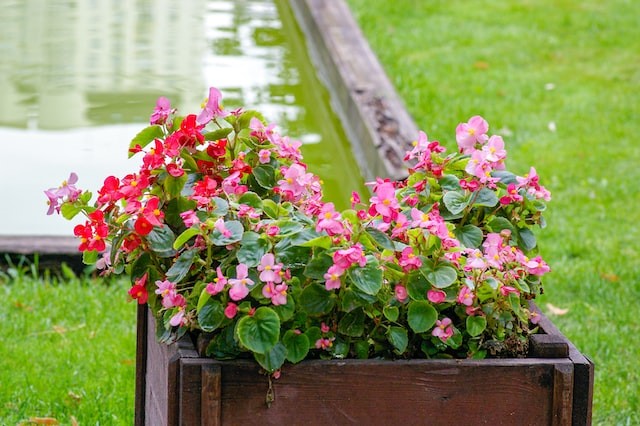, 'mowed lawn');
346,0,639,424
0,272,136,424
